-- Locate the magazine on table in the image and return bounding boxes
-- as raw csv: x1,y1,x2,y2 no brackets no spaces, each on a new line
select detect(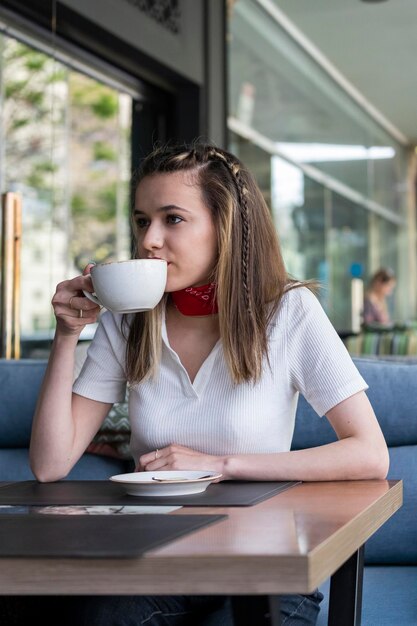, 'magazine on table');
0,504,181,515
